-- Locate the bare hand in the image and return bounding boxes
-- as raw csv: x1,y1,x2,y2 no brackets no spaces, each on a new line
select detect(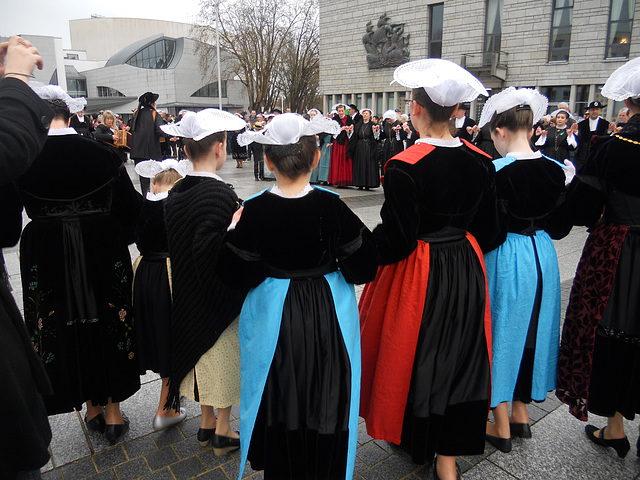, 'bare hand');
608,122,616,132
232,206,244,224
569,123,579,135
0,36,44,83
466,126,474,134
112,134,118,142
326,143,333,147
